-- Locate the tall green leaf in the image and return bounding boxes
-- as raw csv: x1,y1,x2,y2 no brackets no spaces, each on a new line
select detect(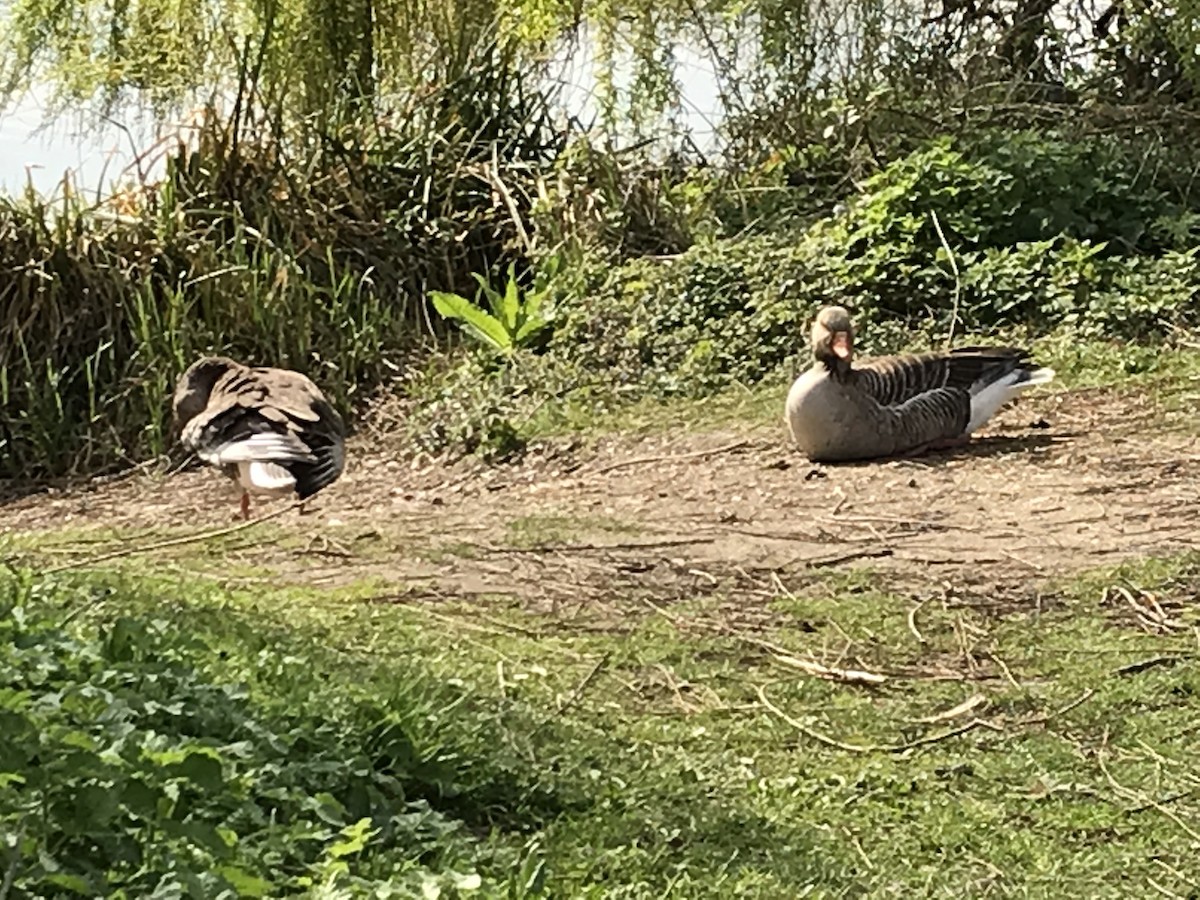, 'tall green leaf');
430,291,514,354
